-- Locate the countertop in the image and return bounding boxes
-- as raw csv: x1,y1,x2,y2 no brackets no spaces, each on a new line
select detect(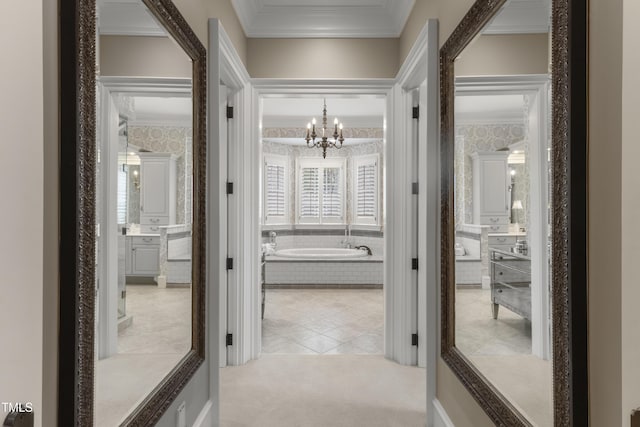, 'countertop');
124,232,160,237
